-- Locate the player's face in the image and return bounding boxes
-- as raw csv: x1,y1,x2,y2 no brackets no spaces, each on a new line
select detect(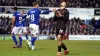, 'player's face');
12,9,15,12
36,4,39,8
61,2,66,7
20,11,24,15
